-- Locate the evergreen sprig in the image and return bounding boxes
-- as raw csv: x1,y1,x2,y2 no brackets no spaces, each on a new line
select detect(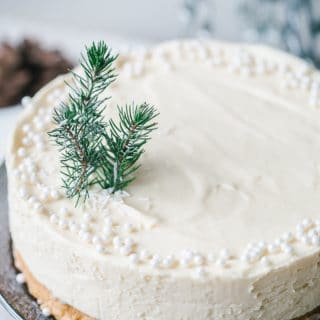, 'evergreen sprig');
98,103,159,191
48,41,158,204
